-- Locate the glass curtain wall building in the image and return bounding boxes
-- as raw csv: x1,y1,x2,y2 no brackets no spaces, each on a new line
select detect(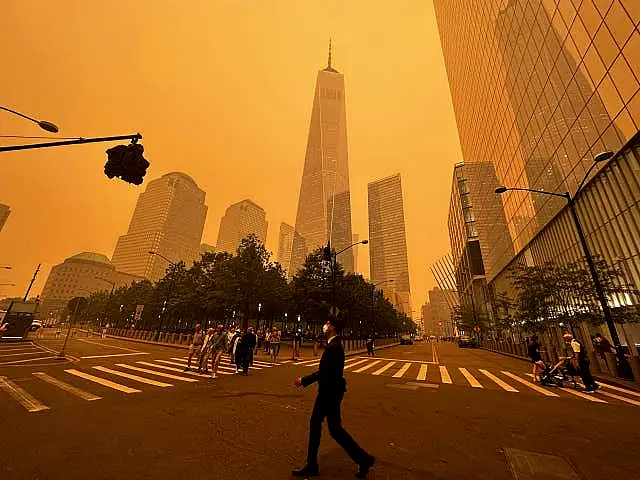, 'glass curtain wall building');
434,0,640,342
